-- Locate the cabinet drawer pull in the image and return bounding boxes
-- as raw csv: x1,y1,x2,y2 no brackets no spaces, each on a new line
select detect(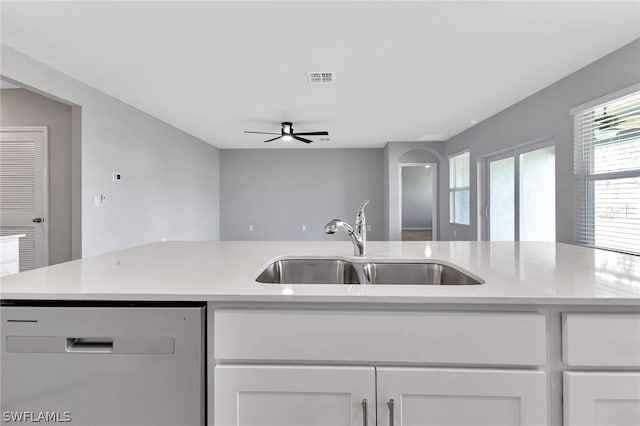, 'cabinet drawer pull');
388,398,395,426
361,398,368,426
